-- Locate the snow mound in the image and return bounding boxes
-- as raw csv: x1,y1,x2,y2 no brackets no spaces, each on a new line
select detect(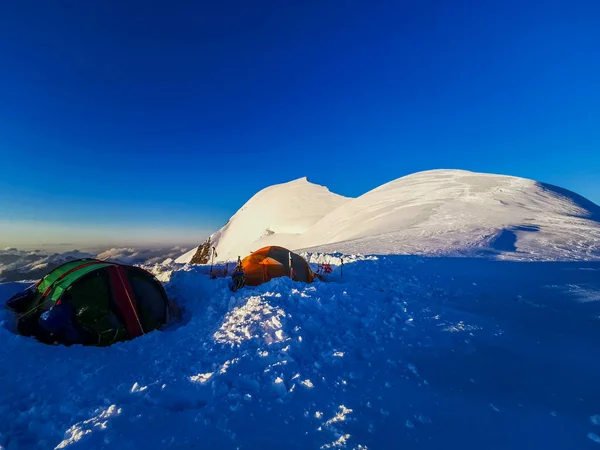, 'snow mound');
177,177,350,263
